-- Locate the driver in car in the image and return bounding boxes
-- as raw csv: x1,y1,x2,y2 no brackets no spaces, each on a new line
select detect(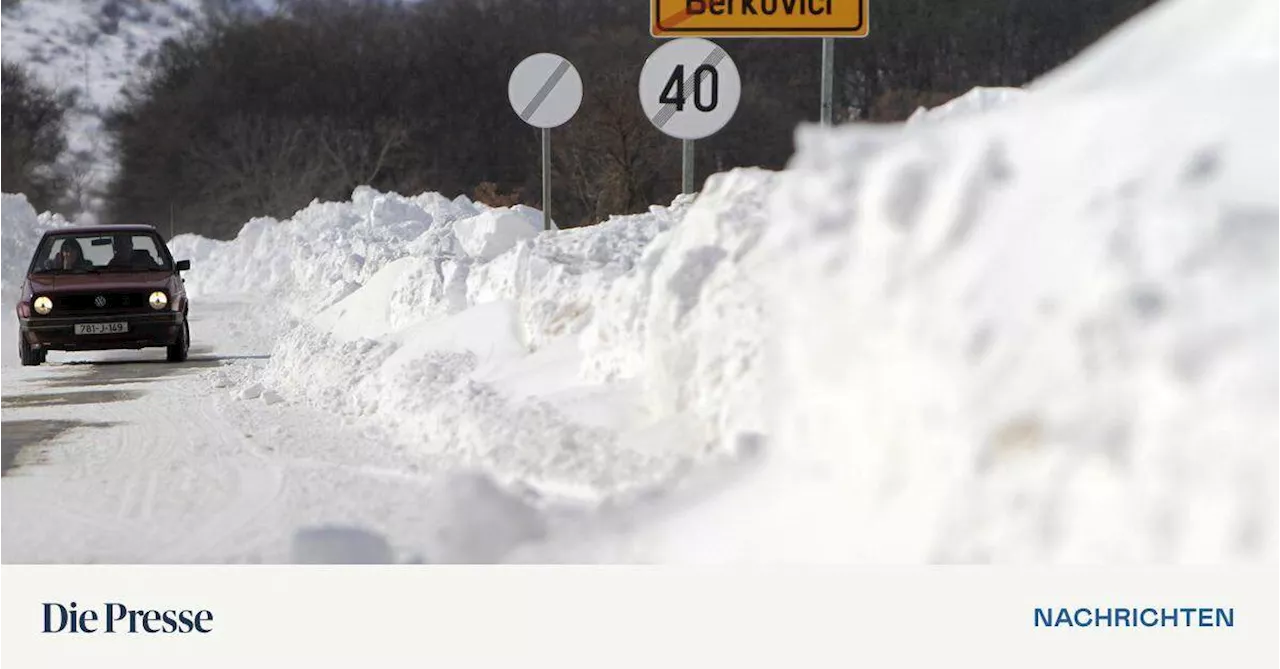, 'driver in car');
54,239,92,271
